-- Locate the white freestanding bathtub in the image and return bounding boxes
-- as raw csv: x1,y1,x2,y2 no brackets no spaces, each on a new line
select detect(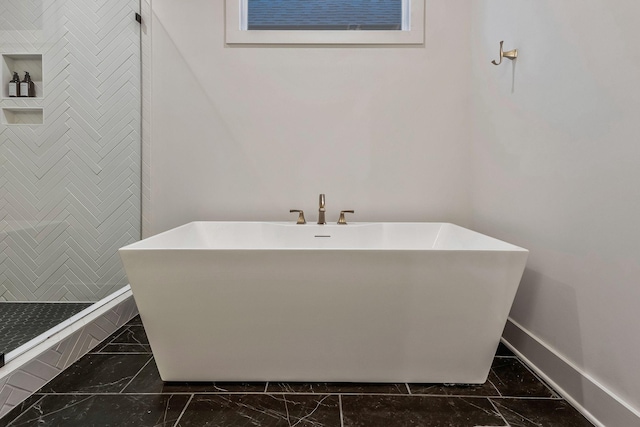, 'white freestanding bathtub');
119,222,528,383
